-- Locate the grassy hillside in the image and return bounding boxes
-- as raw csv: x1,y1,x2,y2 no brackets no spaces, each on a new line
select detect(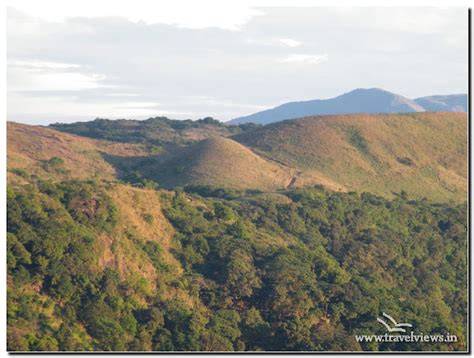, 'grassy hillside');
96,185,182,291
7,115,468,351
142,137,294,190
7,122,151,184
8,112,468,203
233,112,467,202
